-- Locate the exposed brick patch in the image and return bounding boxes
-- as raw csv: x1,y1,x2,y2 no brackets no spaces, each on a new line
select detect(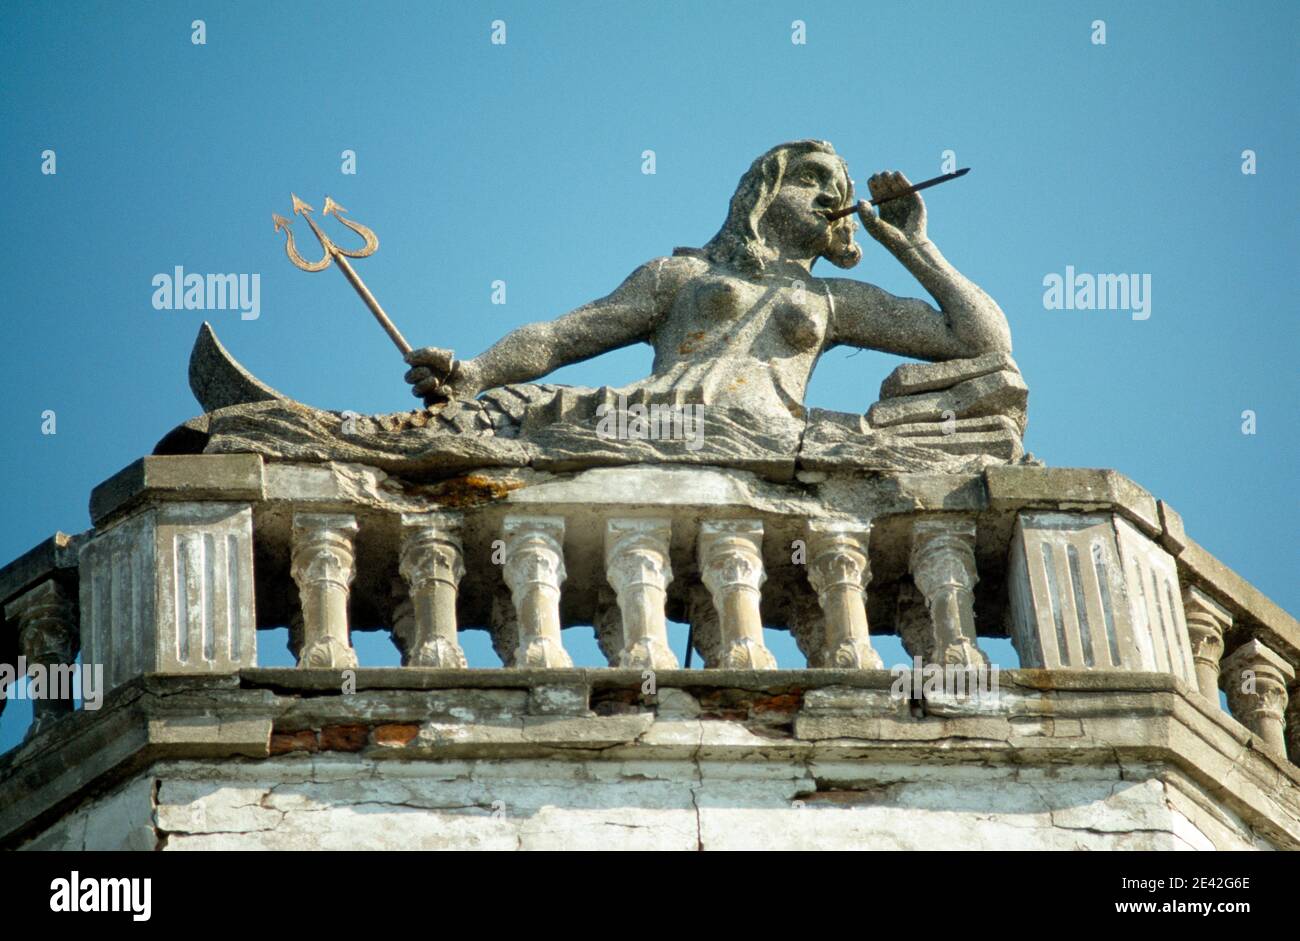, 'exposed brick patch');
269,730,319,755
319,724,369,752
751,691,803,714
372,723,420,747
697,688,804,721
